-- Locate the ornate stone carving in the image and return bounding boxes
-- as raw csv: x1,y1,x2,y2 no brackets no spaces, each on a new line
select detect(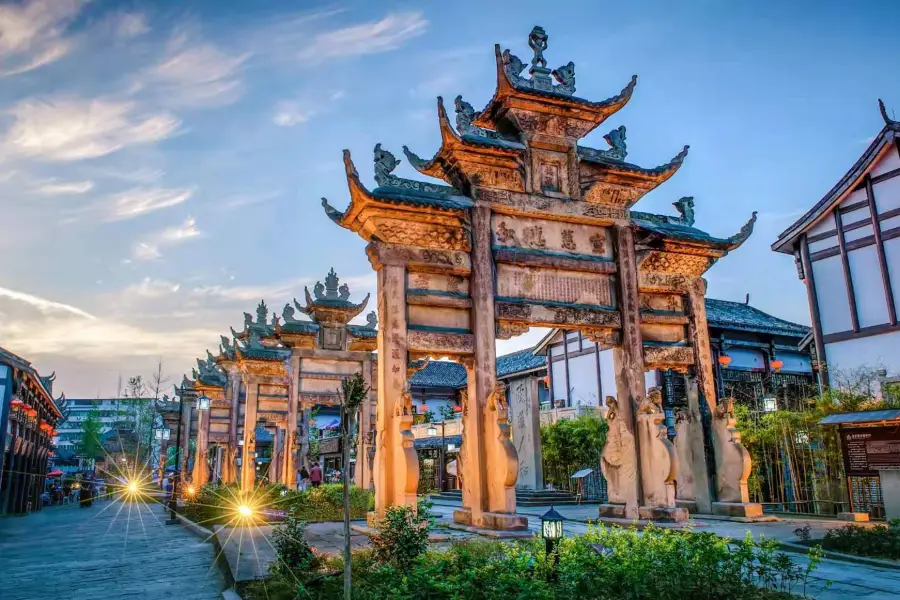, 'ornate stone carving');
374,221,471,252
726,212,757,246
601,397,636,505
639,251,714,277
373,143,457,195
637,387,678,509
522,226,546,248
496,221,518,244
366,311,378,328
711,397,753,504
589,231,607,254
643,345,694,373
673,196,695,227
580,126,627,162
496,321,530,340
561,229,576,251
500,26,575,96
